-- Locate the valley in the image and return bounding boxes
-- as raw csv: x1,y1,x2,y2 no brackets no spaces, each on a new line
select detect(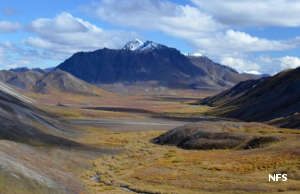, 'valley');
1,84,299,194
1,40,300,194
